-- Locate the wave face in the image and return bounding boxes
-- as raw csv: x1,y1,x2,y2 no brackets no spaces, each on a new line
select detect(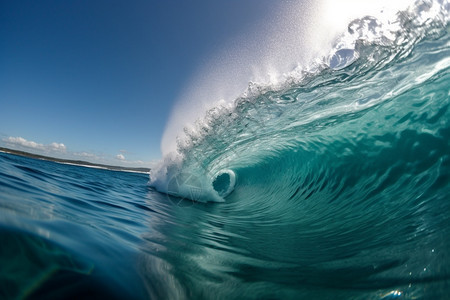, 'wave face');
150,0,450,203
